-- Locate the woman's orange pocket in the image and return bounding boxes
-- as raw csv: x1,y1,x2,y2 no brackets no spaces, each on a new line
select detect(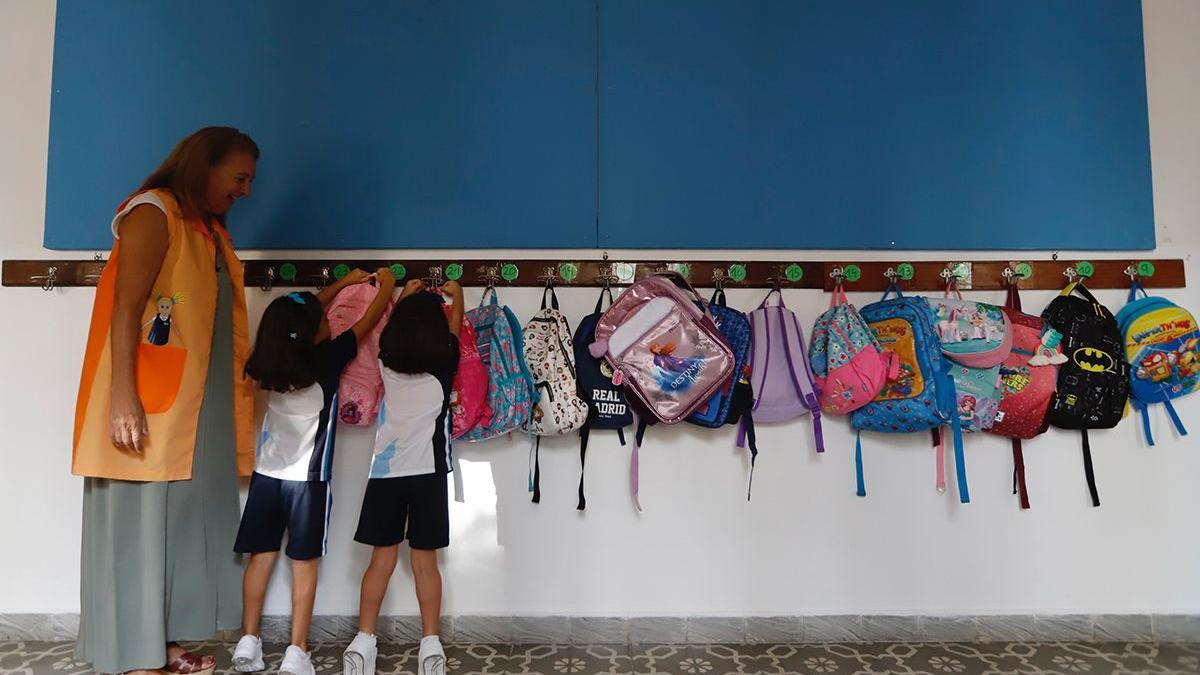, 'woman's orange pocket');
136,343,187,414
